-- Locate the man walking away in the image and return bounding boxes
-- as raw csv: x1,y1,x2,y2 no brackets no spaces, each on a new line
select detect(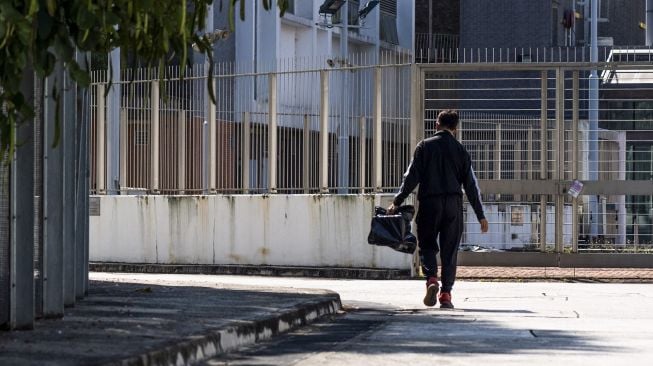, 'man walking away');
388,110,488,309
